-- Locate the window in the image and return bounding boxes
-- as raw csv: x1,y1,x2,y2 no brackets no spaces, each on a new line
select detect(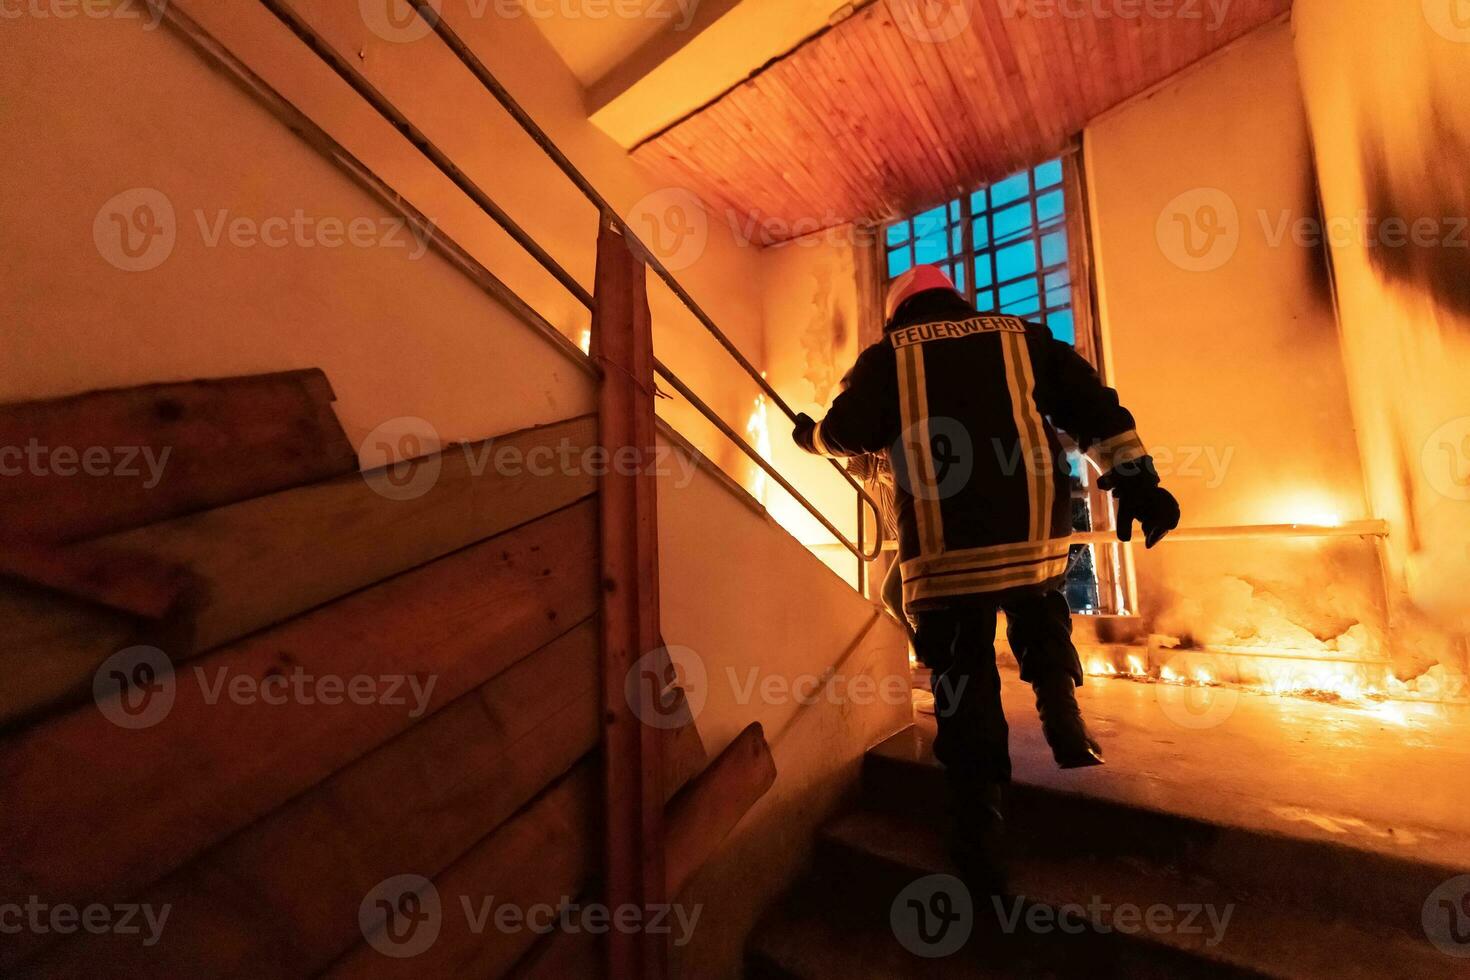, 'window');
883,157,1076,344
881,156,1128,614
